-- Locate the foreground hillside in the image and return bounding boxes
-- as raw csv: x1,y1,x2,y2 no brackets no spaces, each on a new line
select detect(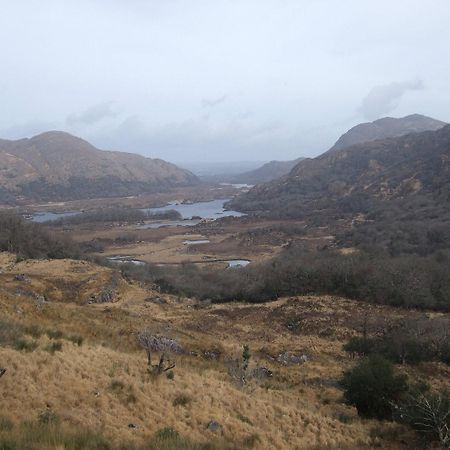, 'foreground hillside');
229,123,450,219
0,252,448,449
0,131,198,204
